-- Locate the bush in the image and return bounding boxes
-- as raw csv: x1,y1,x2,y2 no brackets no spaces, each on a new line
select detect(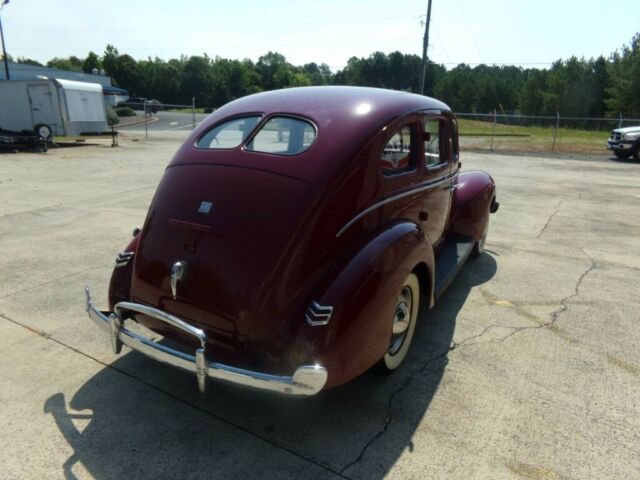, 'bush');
115,106,136,117
105,105,120,126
